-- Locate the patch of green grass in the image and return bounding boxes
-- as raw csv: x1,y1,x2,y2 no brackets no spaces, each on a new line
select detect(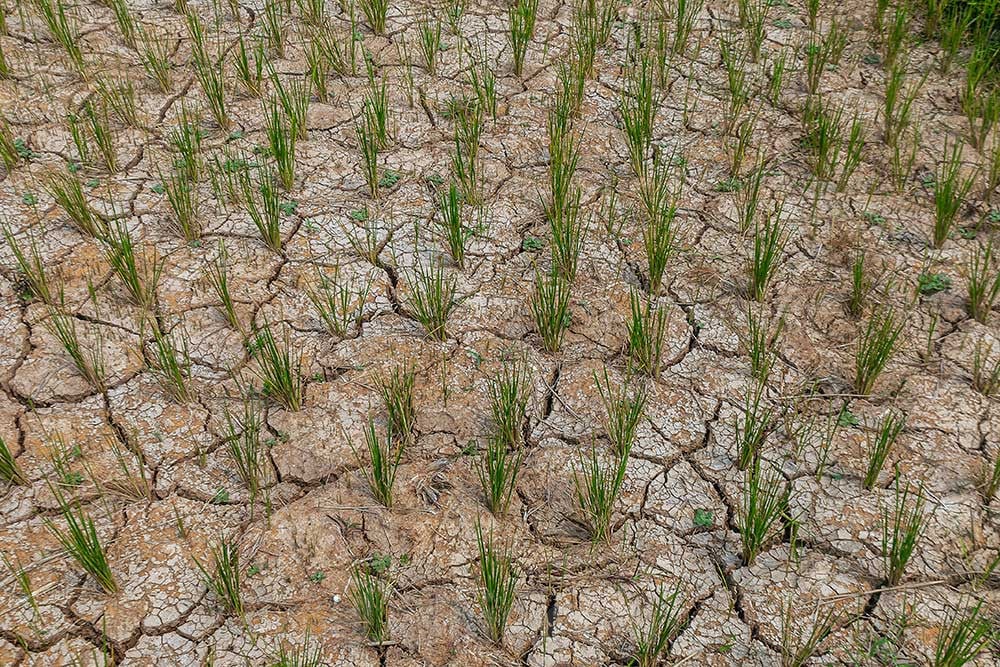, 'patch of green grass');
248,321,303,411
476,521,518,643
574,442,629,542
882,477,925,586
631,584,685,667
863,410,905,490
46,485,117,594
531,268,572,353
934,600,996,667
737,456,786,565
194,538,244,616
855,306,904,395
348,562,391,641
351,418,404,507
507,0,539,77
